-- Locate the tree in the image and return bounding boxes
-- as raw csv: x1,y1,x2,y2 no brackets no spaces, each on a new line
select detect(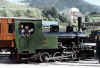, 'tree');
0,9,7,17
42,7,59,20
58,14,67,22
50,7,58,18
